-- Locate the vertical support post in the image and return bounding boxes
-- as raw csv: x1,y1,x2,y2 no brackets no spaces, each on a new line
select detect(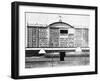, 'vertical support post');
60,52,65,61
